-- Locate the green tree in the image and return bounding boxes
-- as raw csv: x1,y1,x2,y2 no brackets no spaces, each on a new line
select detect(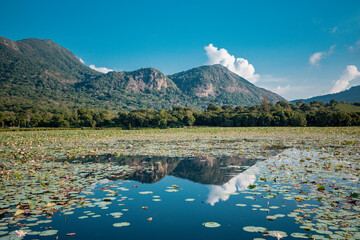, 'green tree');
207,103,222,112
